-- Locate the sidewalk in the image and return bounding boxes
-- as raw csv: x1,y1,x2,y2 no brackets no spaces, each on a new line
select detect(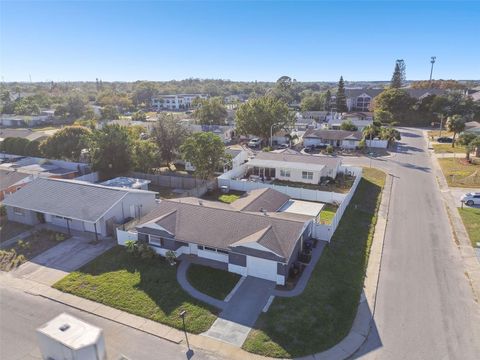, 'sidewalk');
424,131,480,302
